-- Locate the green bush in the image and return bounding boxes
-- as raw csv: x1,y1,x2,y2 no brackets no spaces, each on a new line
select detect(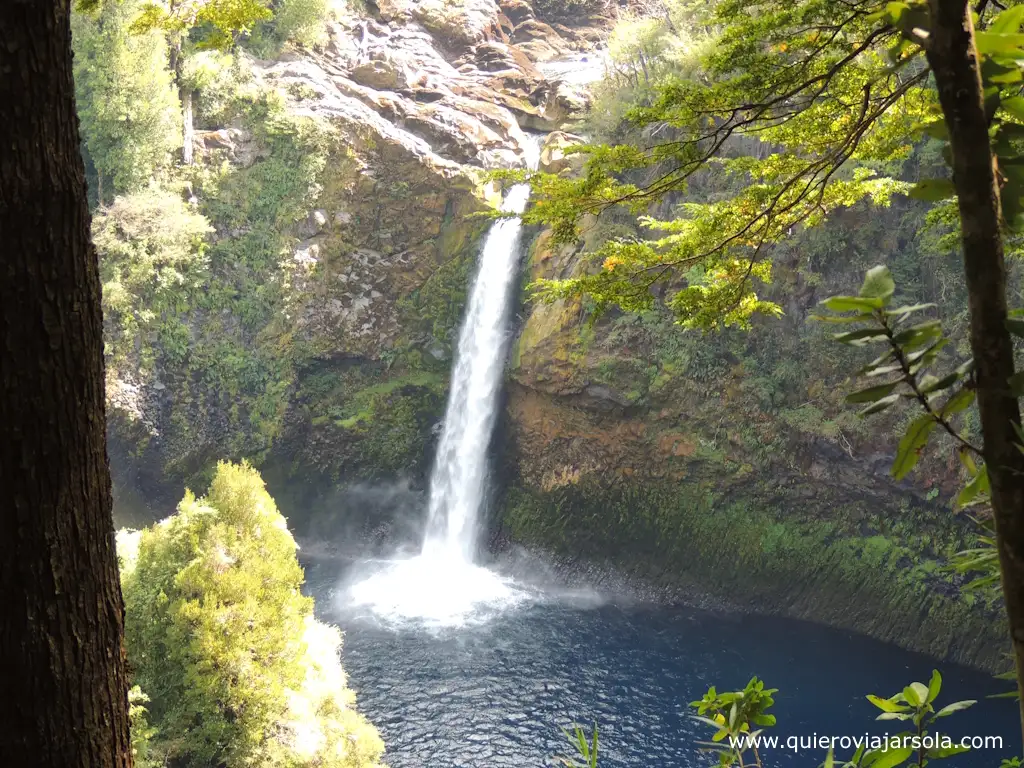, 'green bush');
118,461,385,768
93,187,213,373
